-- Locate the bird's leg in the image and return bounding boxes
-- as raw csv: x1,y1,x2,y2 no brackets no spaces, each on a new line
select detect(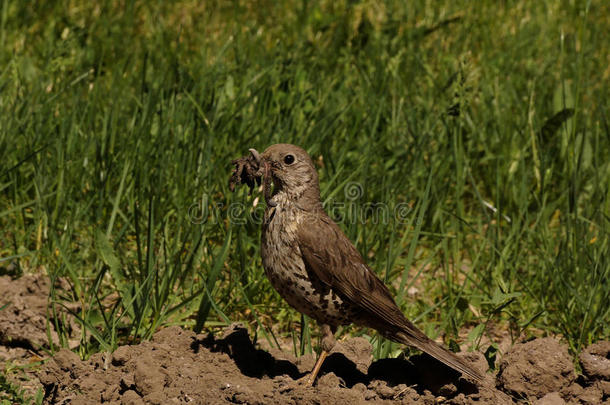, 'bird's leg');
298,324,337,386
304,350,328,386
